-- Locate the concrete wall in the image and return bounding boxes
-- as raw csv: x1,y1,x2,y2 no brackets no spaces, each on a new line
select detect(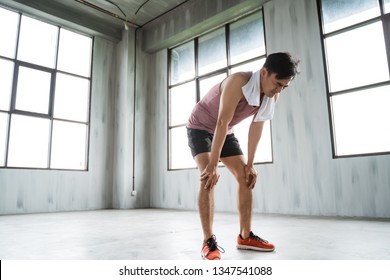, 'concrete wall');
142,0,265,53
261,0,390,217
112,28,147,209
144,0,390,218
